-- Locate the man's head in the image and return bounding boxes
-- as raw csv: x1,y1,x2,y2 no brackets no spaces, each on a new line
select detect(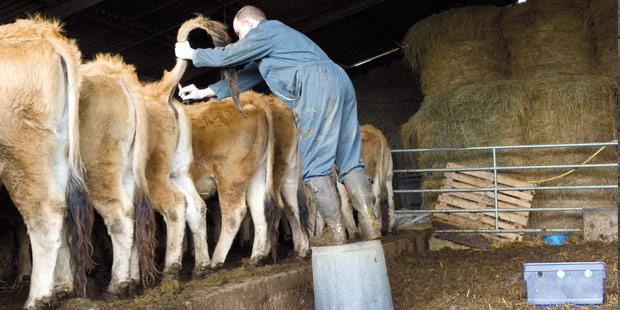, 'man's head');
233,5,265,39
